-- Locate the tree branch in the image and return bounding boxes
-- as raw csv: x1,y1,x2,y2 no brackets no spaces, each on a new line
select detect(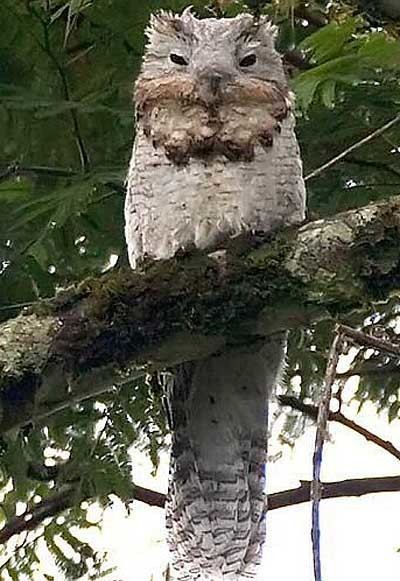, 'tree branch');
311,328,344,581
337,362,400,380
279,395,400,462
269,475,400,509
2,475,400,545
340,323,400,357
305,114,400,182
0,482,166,545
0,195,400,434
